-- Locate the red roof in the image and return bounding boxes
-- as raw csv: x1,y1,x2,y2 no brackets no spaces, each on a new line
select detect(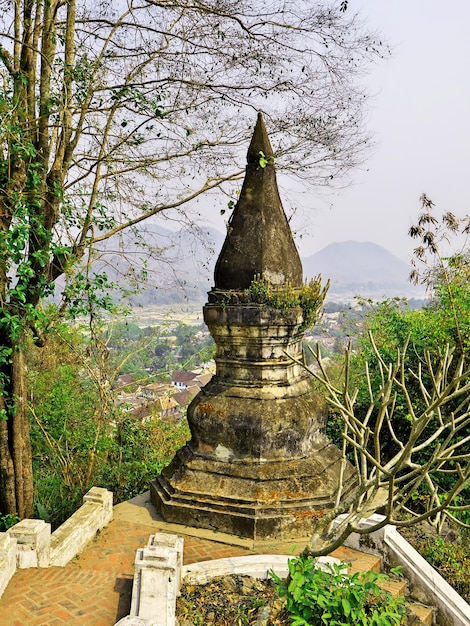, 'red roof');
171,371,198,384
